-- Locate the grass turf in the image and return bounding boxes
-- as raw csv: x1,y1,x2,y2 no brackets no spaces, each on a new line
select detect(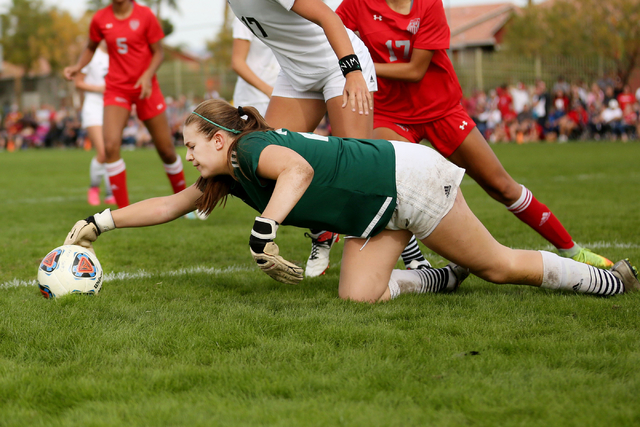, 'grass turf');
0,142,639,426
